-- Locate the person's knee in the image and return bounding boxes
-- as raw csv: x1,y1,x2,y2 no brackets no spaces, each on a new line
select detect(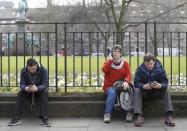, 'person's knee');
38,91,48,98
107,88,116,97
40,91,48,94
18,90,26,96
162,89,170,97
162,88,168,93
